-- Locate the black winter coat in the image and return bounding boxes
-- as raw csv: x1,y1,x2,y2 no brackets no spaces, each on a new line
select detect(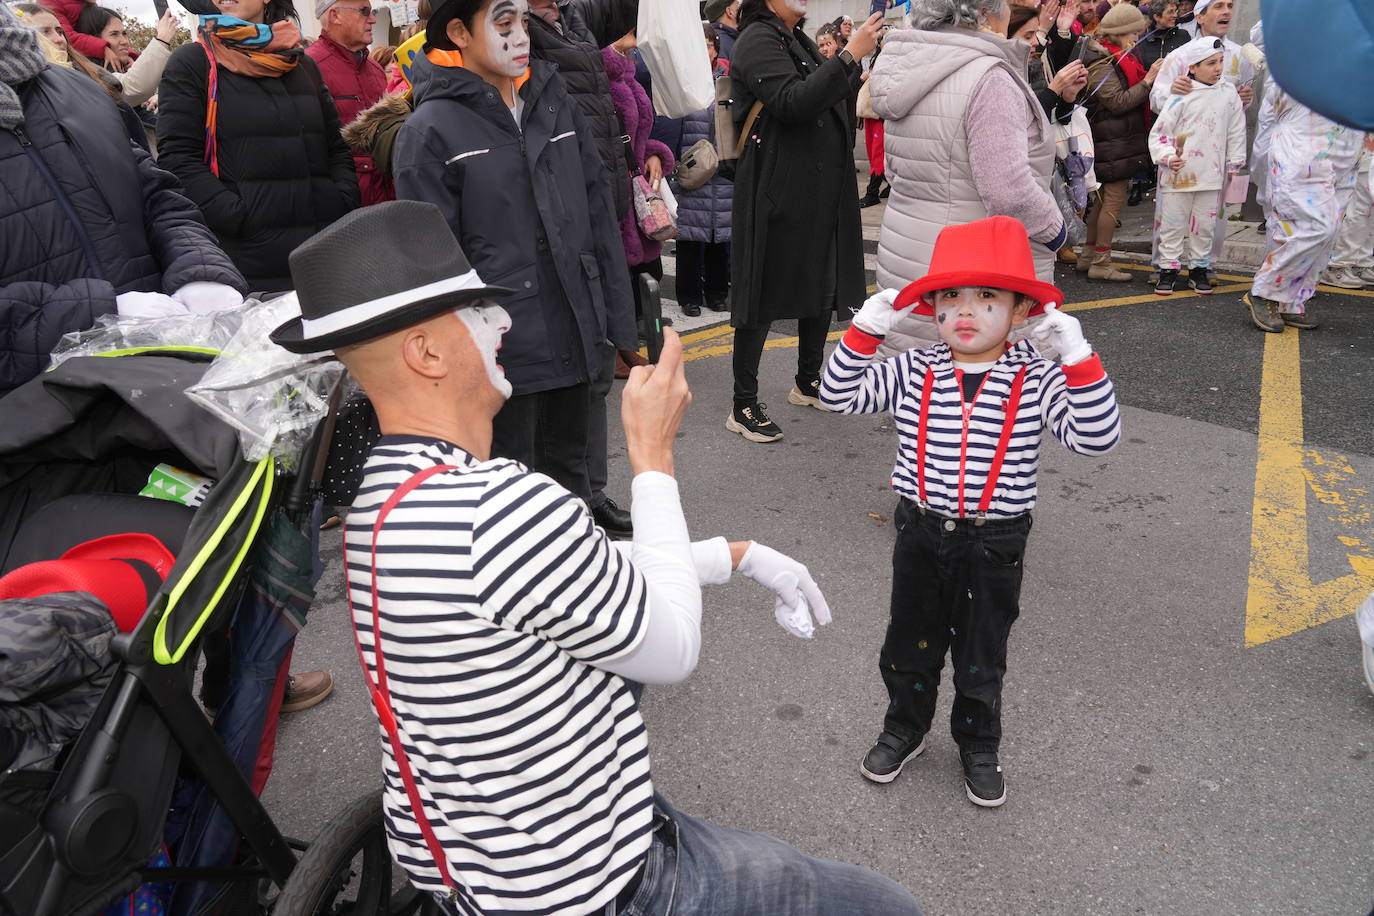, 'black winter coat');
729,12,865,326
1135,25,1189,72
0,65,244,396
155,45,359,293
393,55,635,396
529,0,637,217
